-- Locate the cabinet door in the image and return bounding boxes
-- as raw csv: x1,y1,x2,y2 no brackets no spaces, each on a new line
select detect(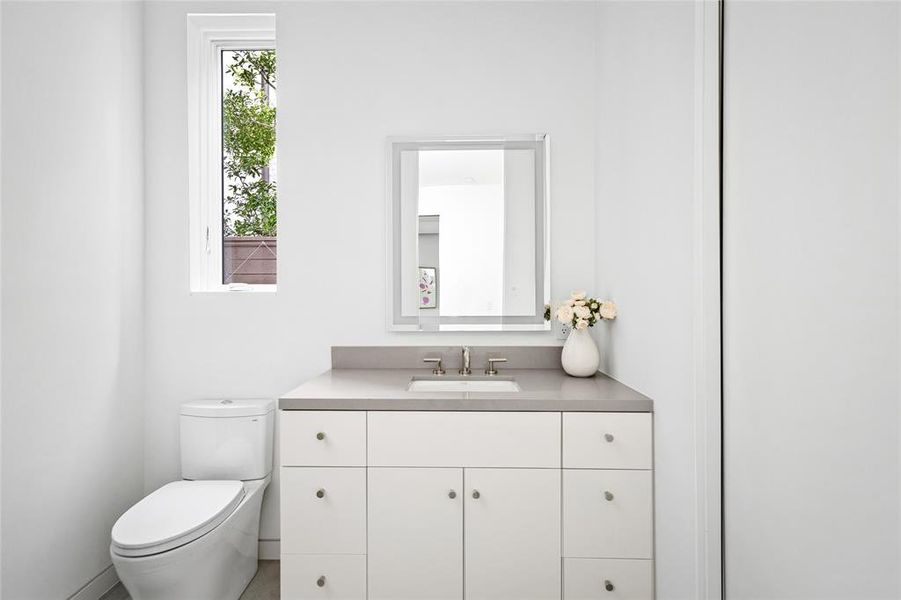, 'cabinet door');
563,470,653,559
281,411,366,466
281,467,367,555
563,559,654,600
464,468,561,600
281,554,366,600
563,413,652,469
368,468,463,600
